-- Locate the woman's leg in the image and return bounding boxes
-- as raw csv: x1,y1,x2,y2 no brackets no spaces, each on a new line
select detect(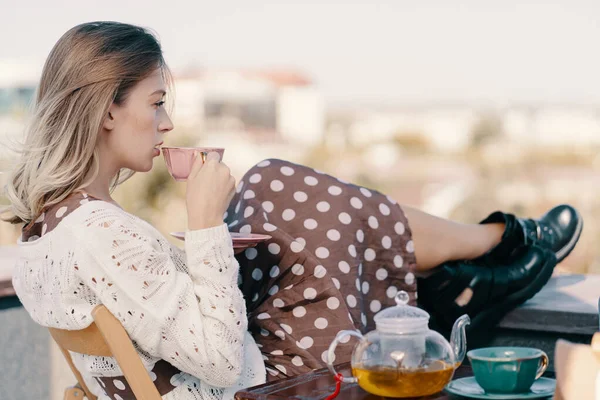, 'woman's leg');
403,206,505,272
